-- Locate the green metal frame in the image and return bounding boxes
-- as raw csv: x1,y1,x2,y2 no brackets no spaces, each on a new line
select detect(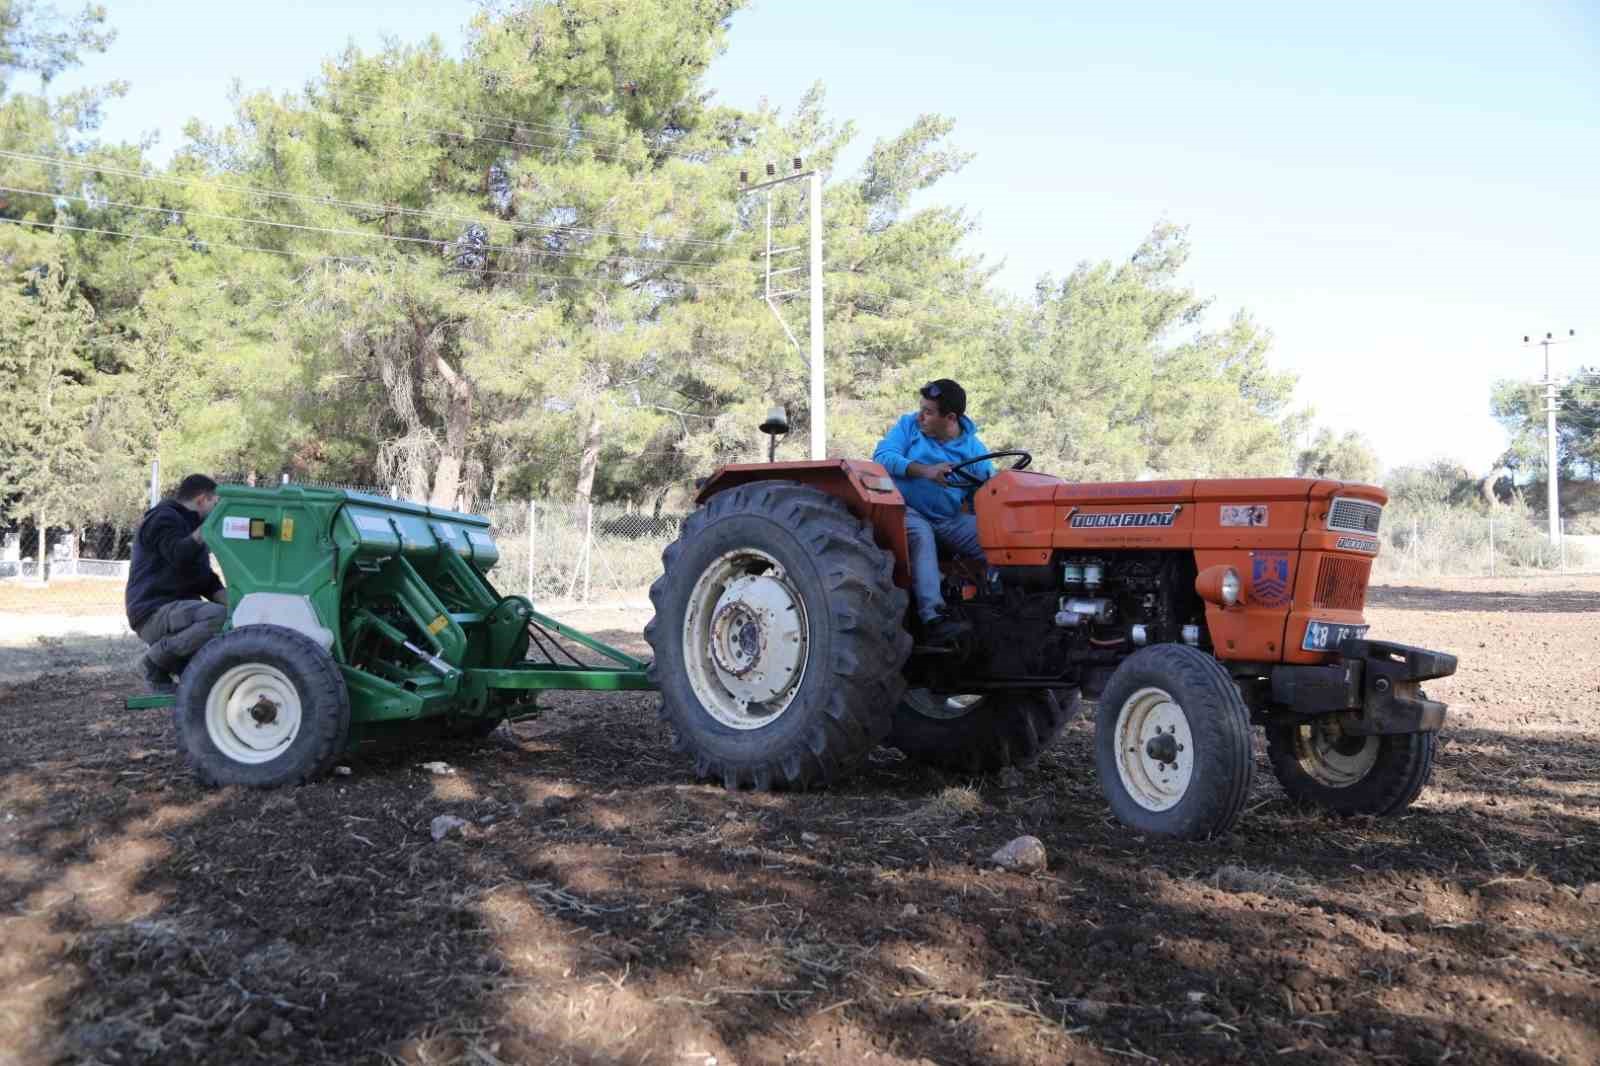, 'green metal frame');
124,484,655,729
